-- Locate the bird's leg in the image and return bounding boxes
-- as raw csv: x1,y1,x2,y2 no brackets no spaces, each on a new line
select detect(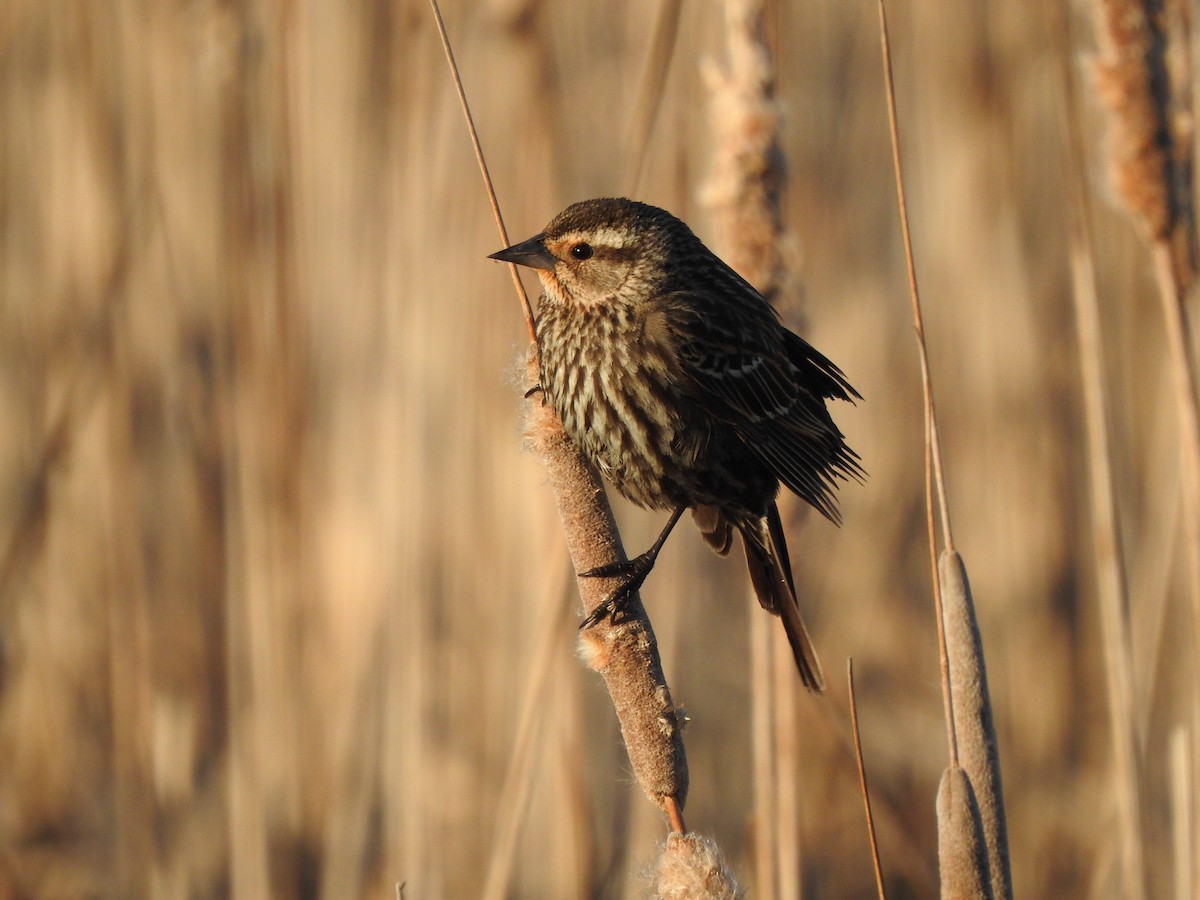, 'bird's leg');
578,505,686,628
